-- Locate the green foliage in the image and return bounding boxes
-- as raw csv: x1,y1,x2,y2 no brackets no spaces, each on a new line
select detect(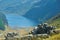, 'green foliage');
0,19,5,30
